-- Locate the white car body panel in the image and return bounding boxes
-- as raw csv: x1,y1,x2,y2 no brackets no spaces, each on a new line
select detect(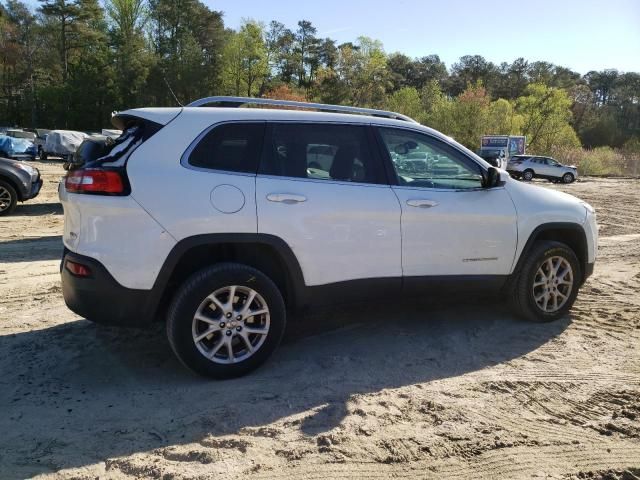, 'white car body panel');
59,184,176,289
125,110,259,242
256,177,402,285
503,177,593,269
393,185,518,276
